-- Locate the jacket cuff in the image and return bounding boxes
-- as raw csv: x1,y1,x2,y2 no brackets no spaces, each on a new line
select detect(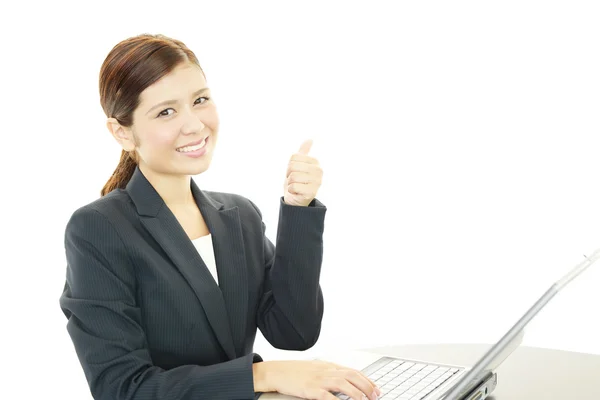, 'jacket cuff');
280,196,326,209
